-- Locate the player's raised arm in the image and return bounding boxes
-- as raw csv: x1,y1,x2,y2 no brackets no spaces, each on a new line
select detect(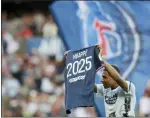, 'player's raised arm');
103,60,128,92
97,45,128,92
